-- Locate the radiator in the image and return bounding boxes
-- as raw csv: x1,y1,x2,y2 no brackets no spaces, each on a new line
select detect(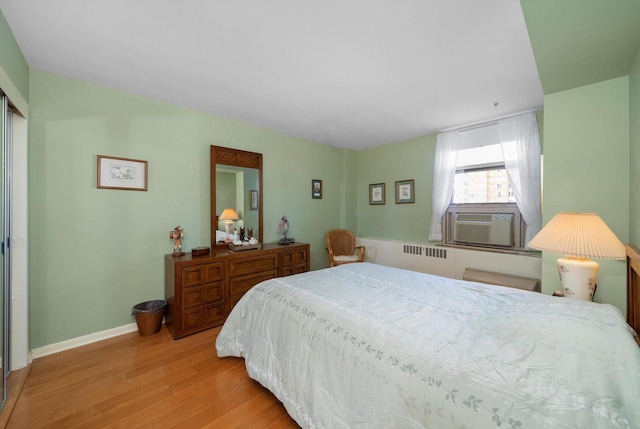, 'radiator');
357,238,541,284
402,244,447,259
